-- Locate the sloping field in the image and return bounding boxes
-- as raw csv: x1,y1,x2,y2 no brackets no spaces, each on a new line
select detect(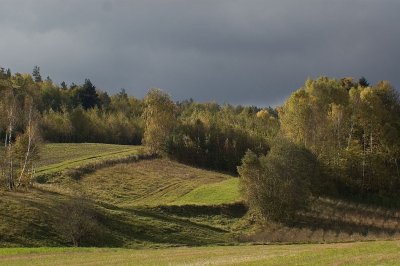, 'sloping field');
36,143,145,177
2,143,400,249
37,143,141,167
1,240,400,265
79,158,236,207
0,188,237,248
0,144,242,247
